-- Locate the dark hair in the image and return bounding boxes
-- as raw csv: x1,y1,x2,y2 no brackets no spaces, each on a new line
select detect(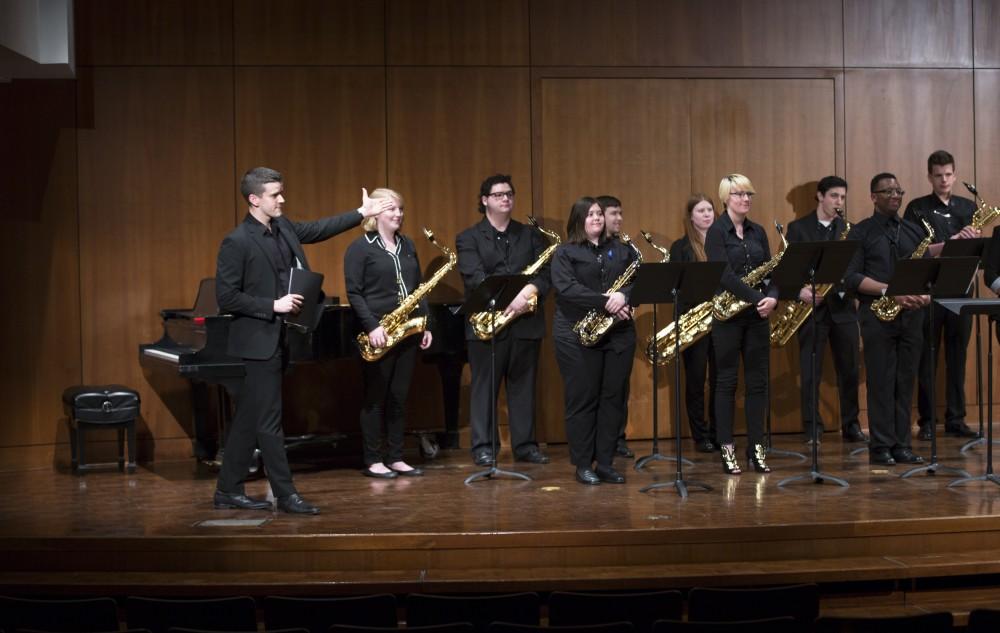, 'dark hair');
596,195,621,210
478,174,515,213
927,149,955,173
566,197,598,244
240,167,283,203
870,172,897,193
817,175,847,195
